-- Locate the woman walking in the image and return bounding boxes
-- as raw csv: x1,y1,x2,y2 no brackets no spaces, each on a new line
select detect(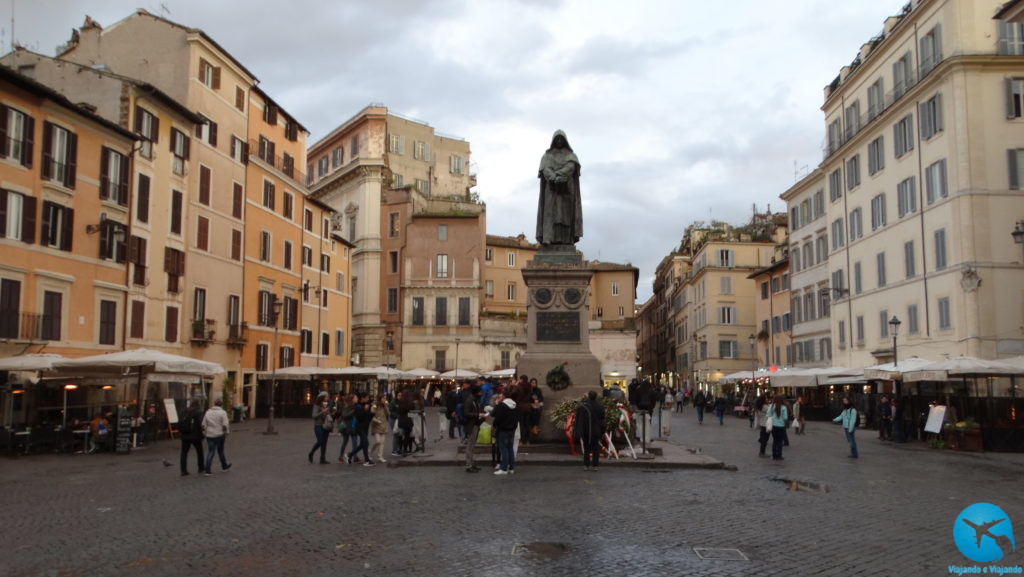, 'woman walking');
347,393,373,465
370,394,389,464
308,391,333,464
766,396,789,460
755,395,770,457
793,396,806,435
833,397,859,458
336,394,356,463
